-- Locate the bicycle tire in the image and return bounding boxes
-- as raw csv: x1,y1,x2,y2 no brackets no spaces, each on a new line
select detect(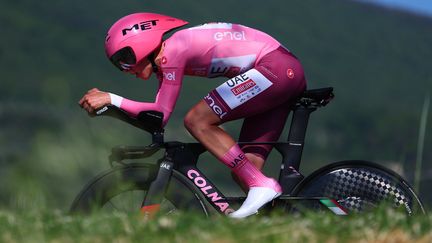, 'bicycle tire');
70,163,210,216
291,160,426,215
